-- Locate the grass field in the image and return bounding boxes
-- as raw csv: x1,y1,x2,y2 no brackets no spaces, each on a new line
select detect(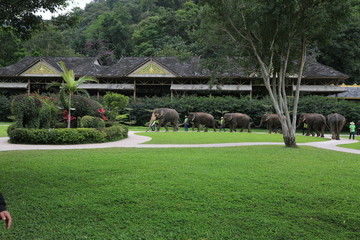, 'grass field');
136,131,329,144
339,139,360,150
1,146,359,239
0,125,9,137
